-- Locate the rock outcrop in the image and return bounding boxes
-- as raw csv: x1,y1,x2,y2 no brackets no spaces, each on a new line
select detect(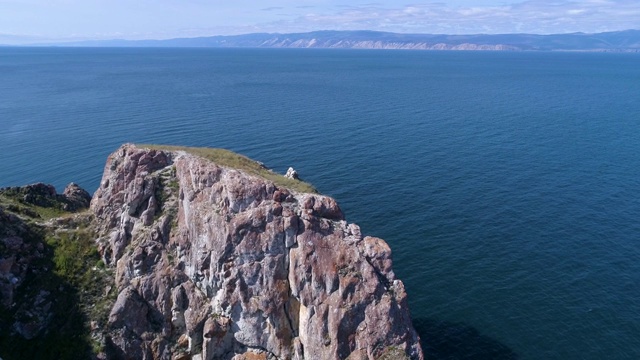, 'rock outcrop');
0,182,91,213
0,144,423,360
284,167,299,180
91,144,423,360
